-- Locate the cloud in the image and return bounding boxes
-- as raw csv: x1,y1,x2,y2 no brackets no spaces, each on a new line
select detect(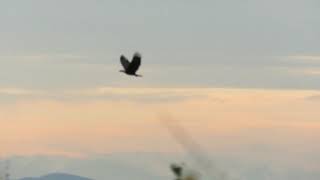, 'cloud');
0,87,320,159
0,88,33,95
286,55,320,61
0,88,38,95
68,87,213,103
305,94,320,101
301,69,320,75
0,87,226,104
277,55,320,77
0,87,320,180
285,68,320,76
0,53,89,63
